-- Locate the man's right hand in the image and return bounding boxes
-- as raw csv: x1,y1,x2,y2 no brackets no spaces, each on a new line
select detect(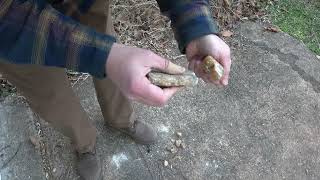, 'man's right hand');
106,43,185,106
